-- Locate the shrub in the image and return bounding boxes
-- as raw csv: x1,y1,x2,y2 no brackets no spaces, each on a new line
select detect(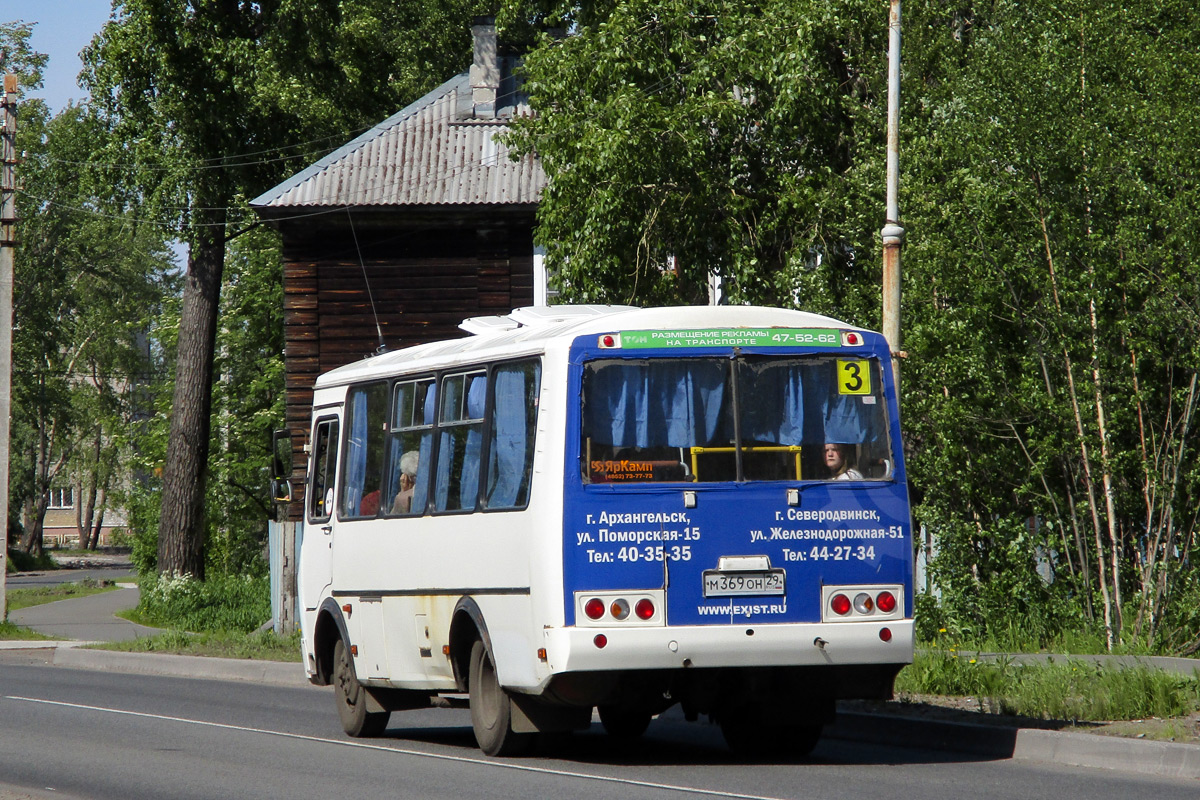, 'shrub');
137,571,270,633
6,548,57,573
